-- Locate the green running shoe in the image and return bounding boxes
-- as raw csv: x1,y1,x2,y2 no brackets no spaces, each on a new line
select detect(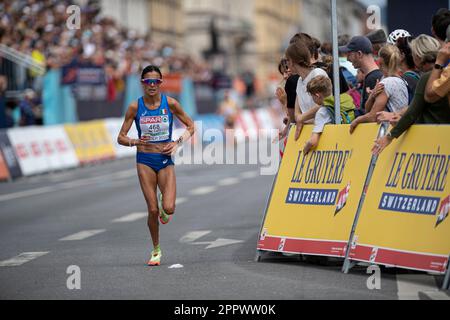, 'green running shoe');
147,246,162,266
158,193,172,225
